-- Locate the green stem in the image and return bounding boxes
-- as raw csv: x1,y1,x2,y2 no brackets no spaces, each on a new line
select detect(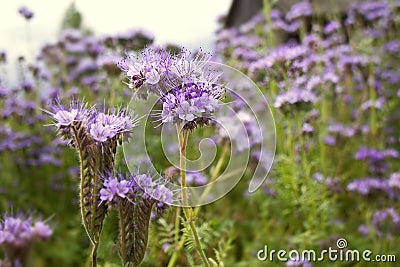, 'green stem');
91,243,98,267
174,207,181,244
168,140,229,267
263,0,275,47
177,126,210,267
